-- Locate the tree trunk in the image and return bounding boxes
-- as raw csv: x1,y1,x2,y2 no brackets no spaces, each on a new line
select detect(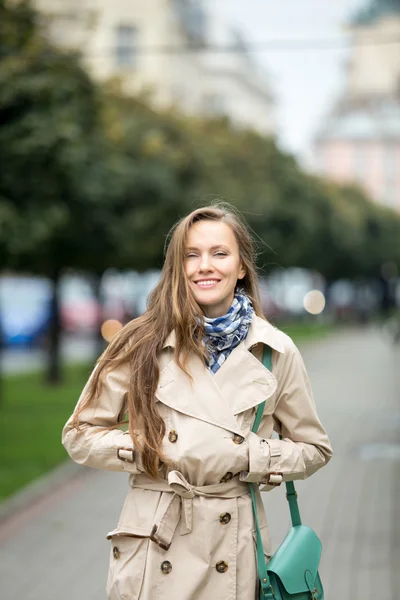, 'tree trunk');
0,321,3,406
46,268,62,385
91,272,106,359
